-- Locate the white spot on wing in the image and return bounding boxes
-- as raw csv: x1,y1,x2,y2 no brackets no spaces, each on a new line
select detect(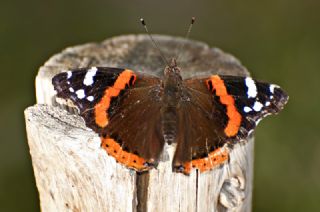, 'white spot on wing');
253,101,263,111
69,87,74,93
245,77,257,98
265,101,271,106
269,84,279,94
67,71,72,79
83,67,97,86
87,96,94,102
76,89,85,99
244,106,252,113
